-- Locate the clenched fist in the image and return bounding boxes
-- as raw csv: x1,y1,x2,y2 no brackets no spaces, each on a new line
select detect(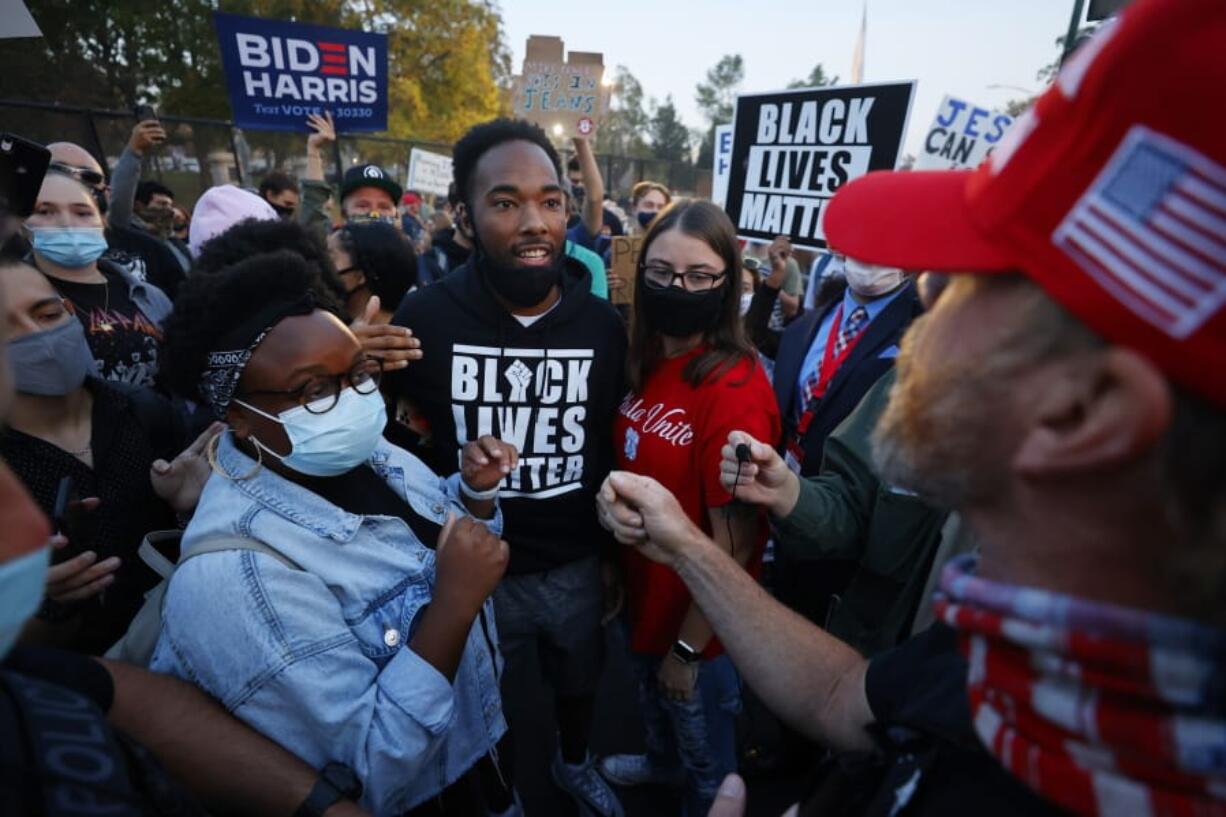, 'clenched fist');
433,515,509,618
